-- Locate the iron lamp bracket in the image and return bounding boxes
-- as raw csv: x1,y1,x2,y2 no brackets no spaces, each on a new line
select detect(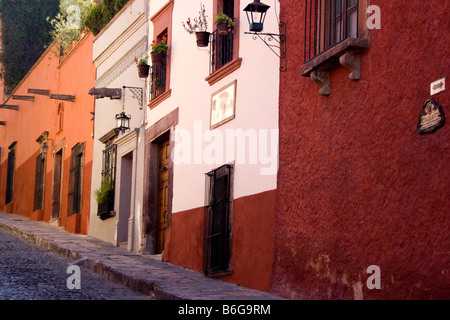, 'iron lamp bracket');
245,22,287,72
